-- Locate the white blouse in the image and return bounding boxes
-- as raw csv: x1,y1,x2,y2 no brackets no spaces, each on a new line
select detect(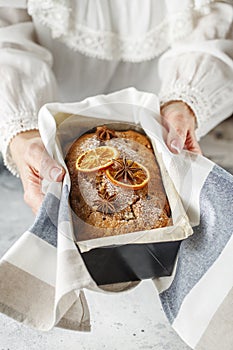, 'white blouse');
0,0,232,175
